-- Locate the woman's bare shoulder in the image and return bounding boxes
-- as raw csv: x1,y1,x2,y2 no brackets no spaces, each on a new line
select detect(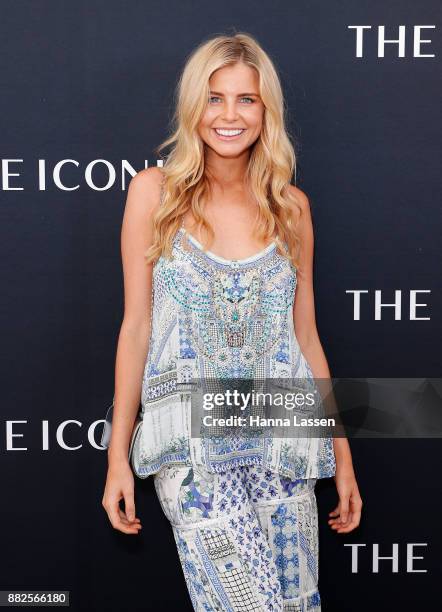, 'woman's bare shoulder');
133,166,164,185
127,167,164,215
286,184,314,245
287,183,310,212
